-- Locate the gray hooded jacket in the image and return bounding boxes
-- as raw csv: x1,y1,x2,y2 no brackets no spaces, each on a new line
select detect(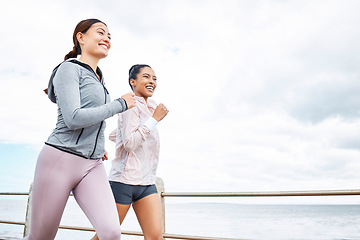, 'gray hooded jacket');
45,59,127,159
